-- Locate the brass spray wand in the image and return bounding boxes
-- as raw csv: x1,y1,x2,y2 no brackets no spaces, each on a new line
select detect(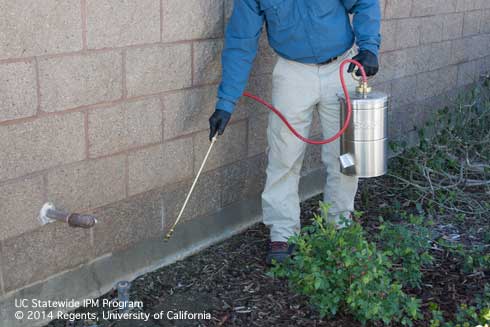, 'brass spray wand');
165,135,218,240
